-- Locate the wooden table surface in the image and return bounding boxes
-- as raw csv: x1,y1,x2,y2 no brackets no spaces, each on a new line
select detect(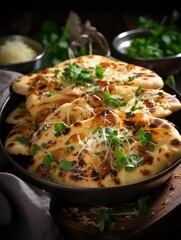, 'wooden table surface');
51,164,181,240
